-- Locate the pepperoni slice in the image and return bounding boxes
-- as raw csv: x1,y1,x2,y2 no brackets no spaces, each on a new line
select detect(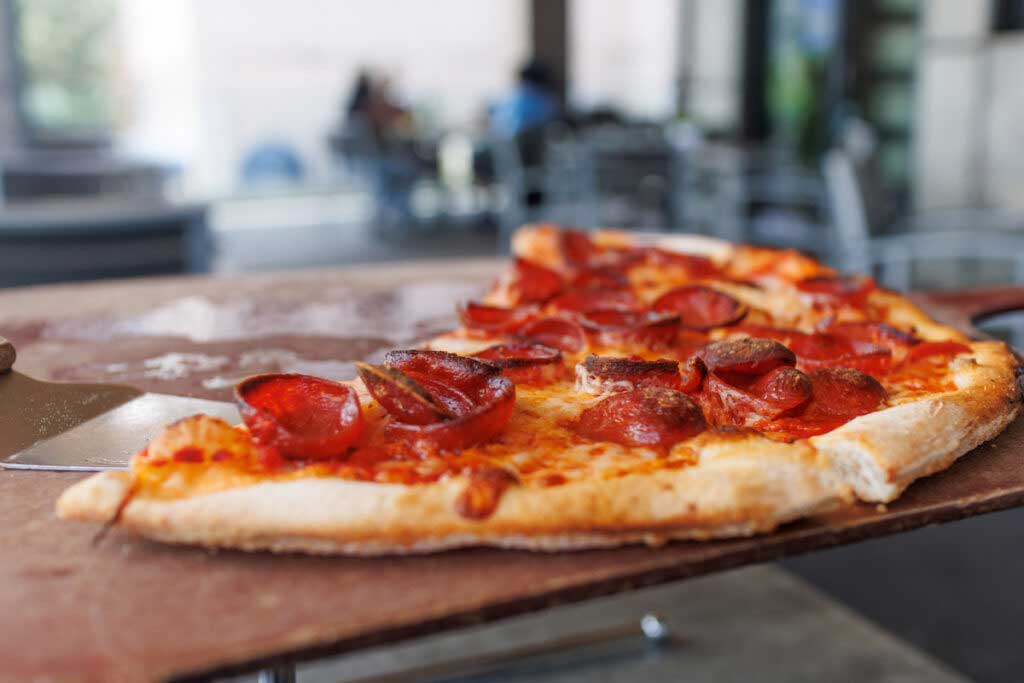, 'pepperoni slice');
700,367,812,428
510,257,564,304
560,229,598,267
378,350,516,451
459,302,536,334
576,386,706,448
679,355,707,394
652,285,747,330
699,338,796,375
549,288,639,313
571,266,630,290
904,340,970,364
786,332,892,376
824,321,919,351
518,316,586,353
797,274,874,305
576,355,682,394
235,373,365,460
644,248,721,278
768,368,887,439
356,362,454,425
578,310,679,348
474,342,563,385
